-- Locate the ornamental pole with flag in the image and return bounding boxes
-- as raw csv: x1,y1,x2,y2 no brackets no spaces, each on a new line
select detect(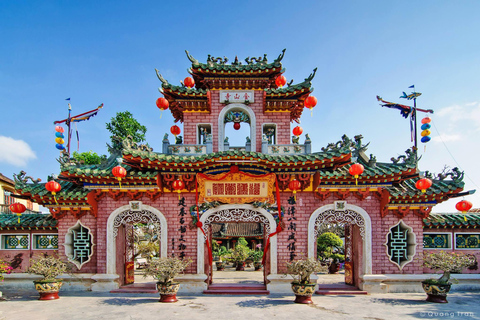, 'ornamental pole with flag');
54,100,104,155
